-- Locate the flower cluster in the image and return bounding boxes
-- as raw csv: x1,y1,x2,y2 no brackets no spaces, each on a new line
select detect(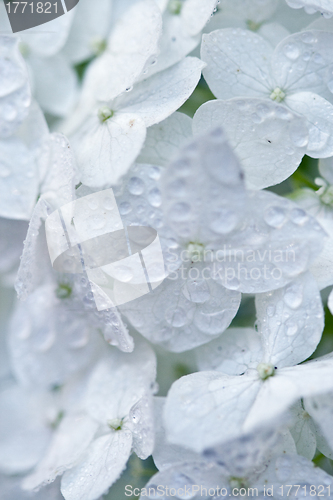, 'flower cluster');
2,0,333,499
